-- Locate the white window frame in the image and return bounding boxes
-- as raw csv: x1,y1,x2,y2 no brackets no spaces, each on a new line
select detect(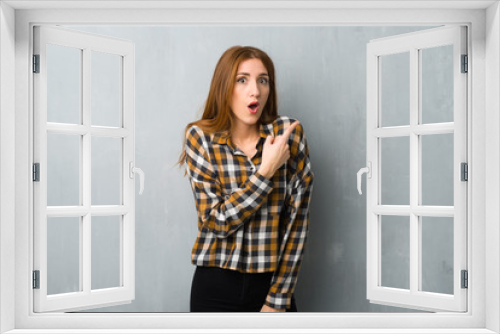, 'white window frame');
1,1,499,333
